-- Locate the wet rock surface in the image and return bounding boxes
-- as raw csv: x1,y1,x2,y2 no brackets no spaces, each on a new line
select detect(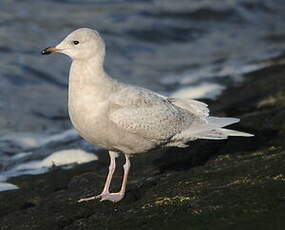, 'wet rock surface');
0,62,285,230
